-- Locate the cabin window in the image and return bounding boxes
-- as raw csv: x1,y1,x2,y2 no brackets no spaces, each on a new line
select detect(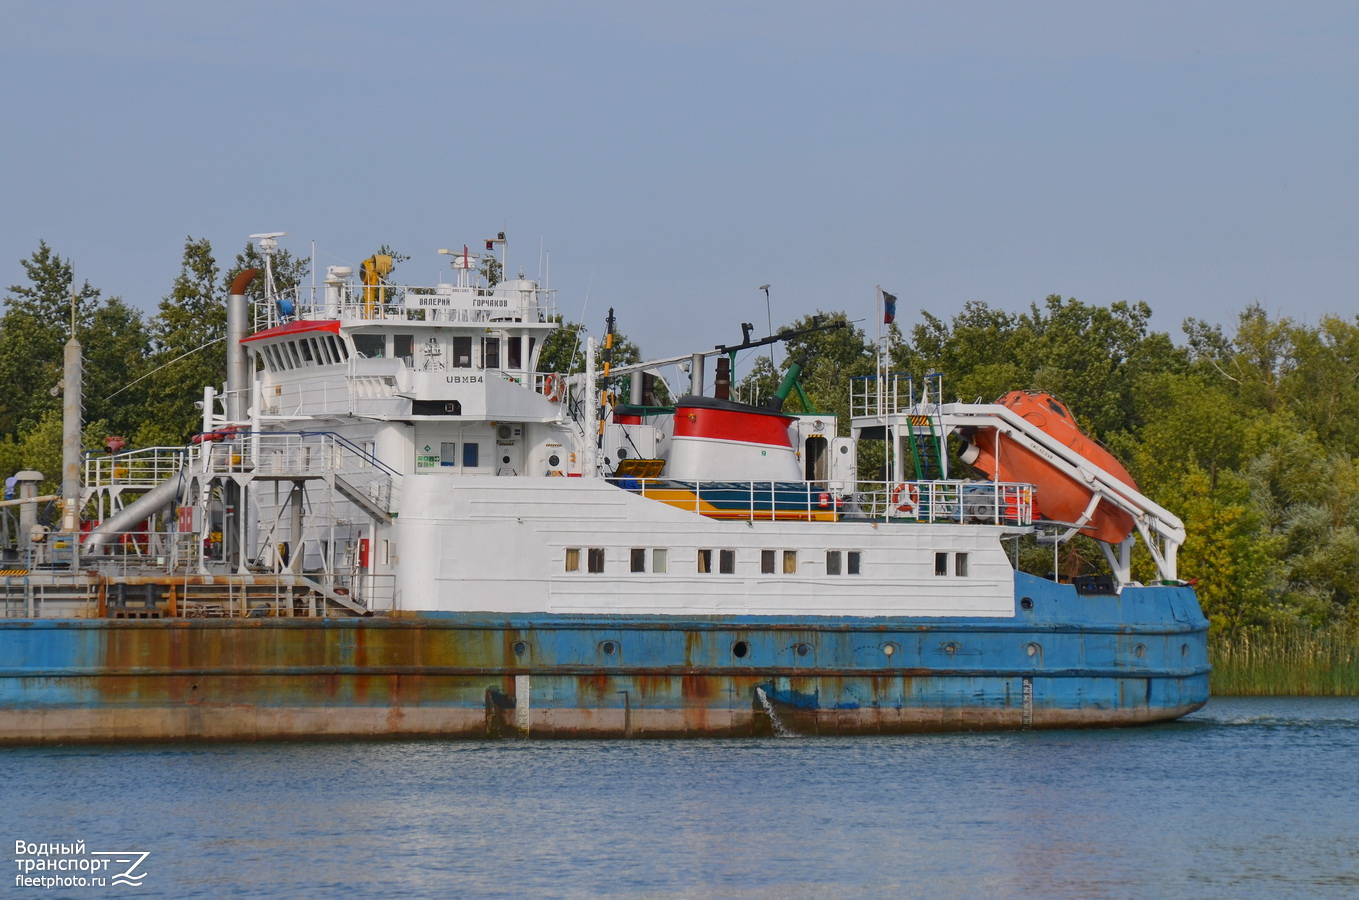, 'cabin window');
331,336,349,361
394,334,414,366
697,549,713,574
453,336,473,368
483,337,501,369
955,553,969,577
652,549,668,574
354,334,385,359
565,548,580,572
935,552,948,576
847,551,861,575
440,442,457,467
782,550,797,574
587,548,606,574
761,550,776,575
719,549,736,574
630,548,646,573
826,550,842,575
527,337,536,368
508,336,523,370
462,442,480,468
